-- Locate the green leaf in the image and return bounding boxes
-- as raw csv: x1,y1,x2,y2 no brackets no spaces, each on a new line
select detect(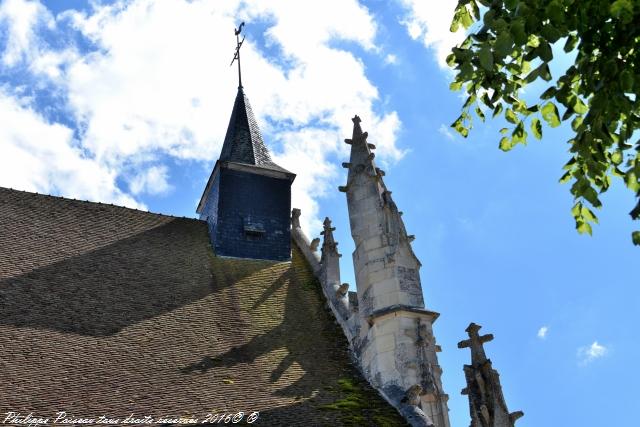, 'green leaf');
505,108,518,124
450,81,463,91
481,92,494,108
571,202,582,217
631,201,640,220
632,231,640,246
463,94,476,109
510,19,527,45
452,5,474,31
620,69,634,92
571,116,583,131
582,186,602,208
493,103,503,118
446,53,457,67
559,171,572,183
576,221,592,235
573,97,588,114
478,46,494,71
541,24,562,43
460,6,474,28
475,106,485,122
450,6,463,32
504,0,518,10
512,122,528,145
537,42,553,62
494,32,514,60
611,151,623,165
470,0,480,20
527,35,540,48
525,63,552,83
499,137,514,151
540,87,556,100
563,157,577,170
452,115,469,138
531,118,542,139
610,0,634,24
625,171,640,192
564,34,579,52
524,66,540,83
546,1,566,25
541,102,561,127
581,206,599,224
539,64,552,81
